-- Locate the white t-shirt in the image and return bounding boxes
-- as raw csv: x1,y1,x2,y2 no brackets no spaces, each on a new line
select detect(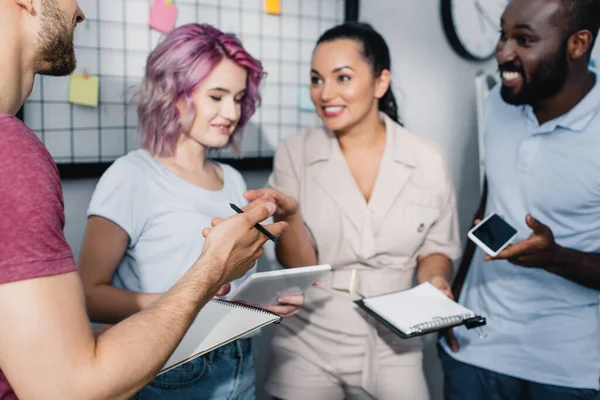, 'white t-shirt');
87,149,257,310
